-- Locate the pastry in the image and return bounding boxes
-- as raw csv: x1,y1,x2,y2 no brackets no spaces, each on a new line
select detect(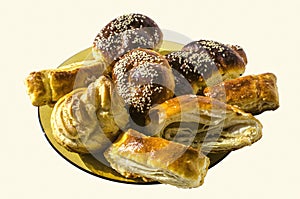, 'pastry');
24,12,281,188
51,76,129,153
203,73,279,115
165,50,219,95
165,40,247,94
226,44,248,65
104,129,210,188
112,48,175,126
25,60,107,106
182,40,247,73
146,95,263,153
93,13,163,64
